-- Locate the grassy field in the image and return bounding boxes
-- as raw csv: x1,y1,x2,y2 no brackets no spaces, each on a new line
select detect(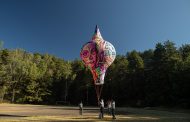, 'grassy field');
0,103,190,122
